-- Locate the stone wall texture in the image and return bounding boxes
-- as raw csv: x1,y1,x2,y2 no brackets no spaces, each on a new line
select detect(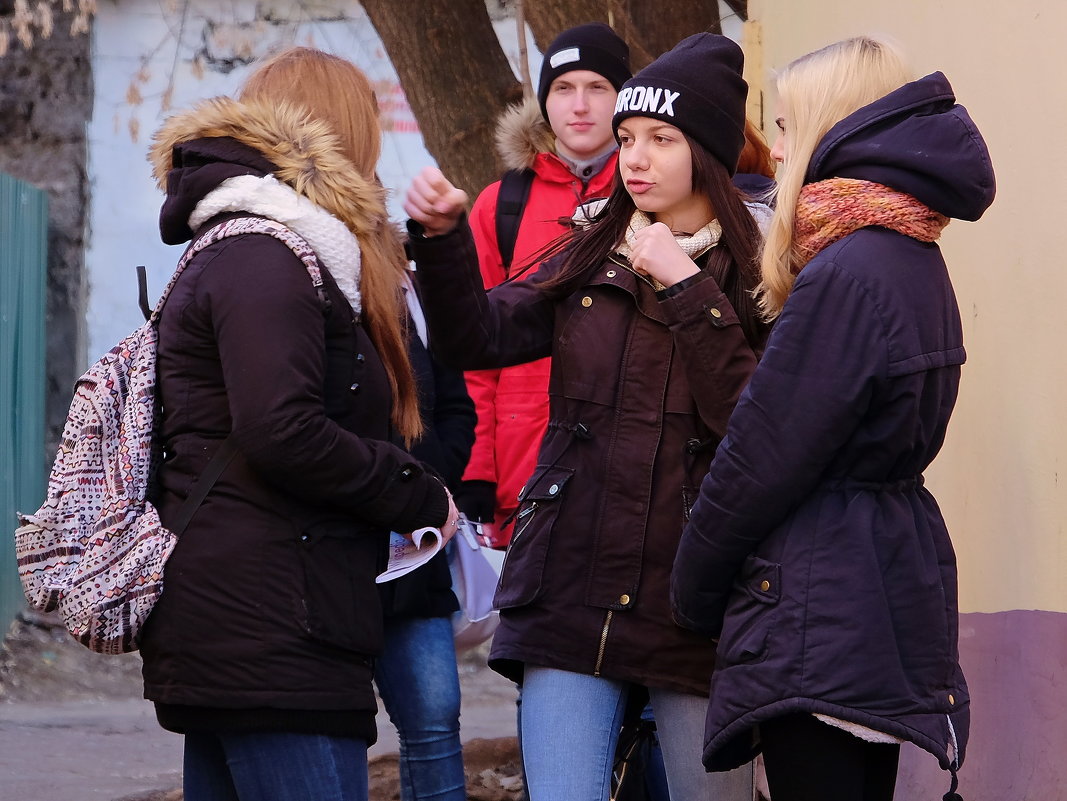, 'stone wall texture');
0,8,92,451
